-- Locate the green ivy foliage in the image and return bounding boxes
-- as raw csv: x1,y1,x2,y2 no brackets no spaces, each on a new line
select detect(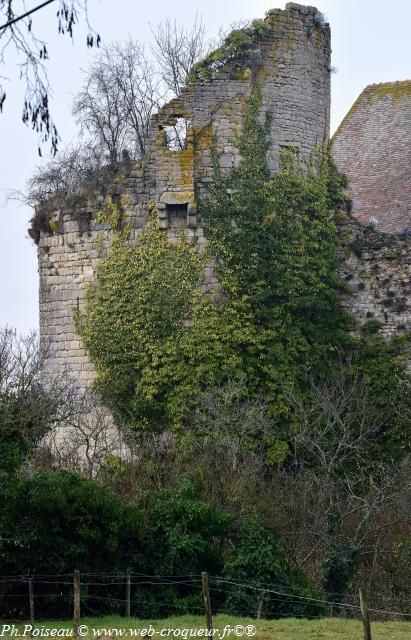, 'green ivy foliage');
76,218,202,427
77,83,410,459
77,218,269,430
200,86,352,416
354,334,411,459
